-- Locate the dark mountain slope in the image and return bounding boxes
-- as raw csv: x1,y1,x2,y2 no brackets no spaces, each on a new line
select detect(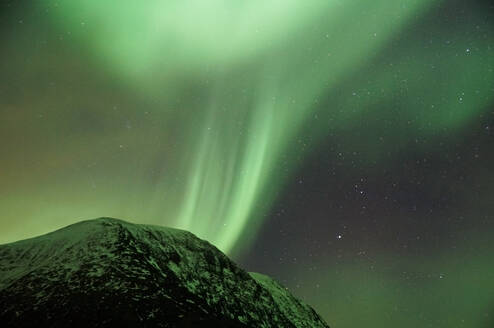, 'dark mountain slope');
0,218,329,328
